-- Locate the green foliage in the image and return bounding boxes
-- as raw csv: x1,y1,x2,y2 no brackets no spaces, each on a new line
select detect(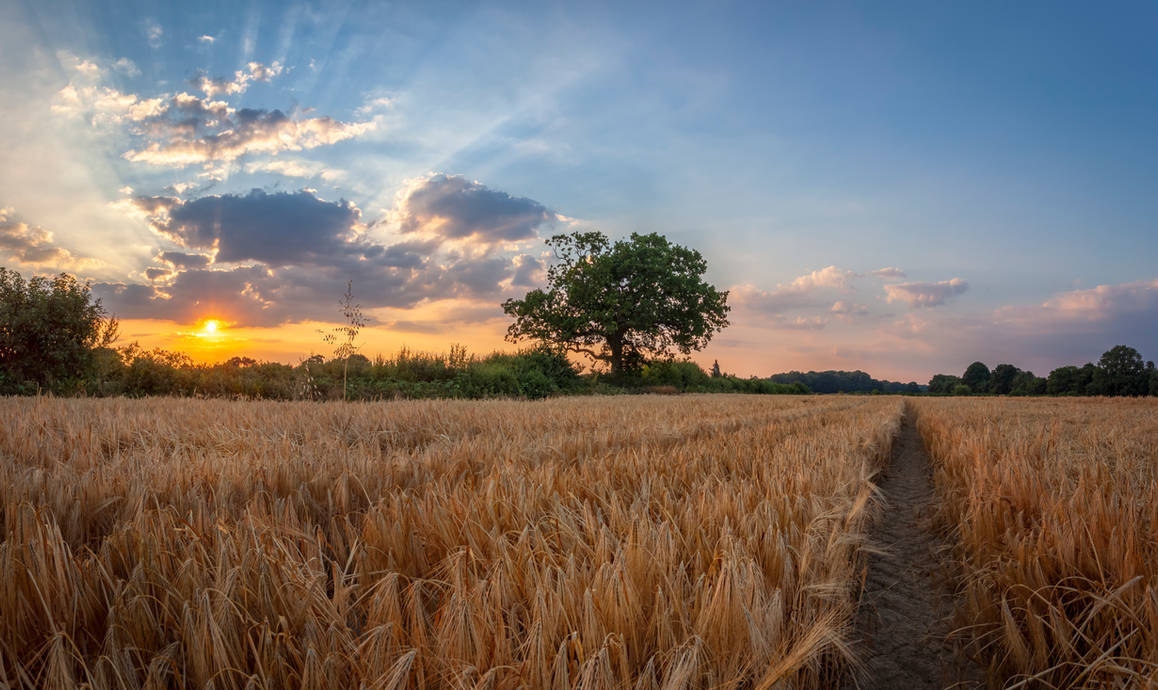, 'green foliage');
770,370,921,394
0,267,119,393
319,280,367,400
1009,370,1046,396
641,360,712,389
927,374,963,395
502,231,730,374
988,364,1021,395
1097,344,1148,396
961,361,991,393
952,383,973,396
939,345,1155,397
